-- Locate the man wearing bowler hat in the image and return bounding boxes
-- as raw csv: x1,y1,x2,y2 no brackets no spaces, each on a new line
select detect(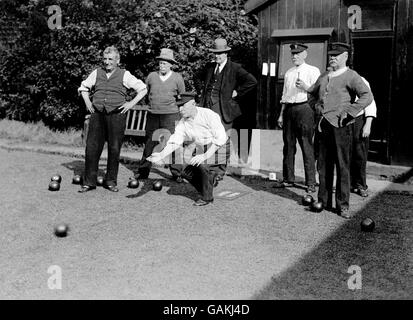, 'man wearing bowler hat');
147,93,229,206
273,42,320,193
308,42,373,218
135,48,186,182
198,38,257,181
